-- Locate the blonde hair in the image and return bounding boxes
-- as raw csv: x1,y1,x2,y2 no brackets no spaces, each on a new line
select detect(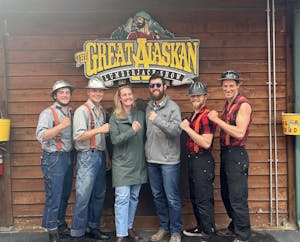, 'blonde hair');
113,85,135,120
